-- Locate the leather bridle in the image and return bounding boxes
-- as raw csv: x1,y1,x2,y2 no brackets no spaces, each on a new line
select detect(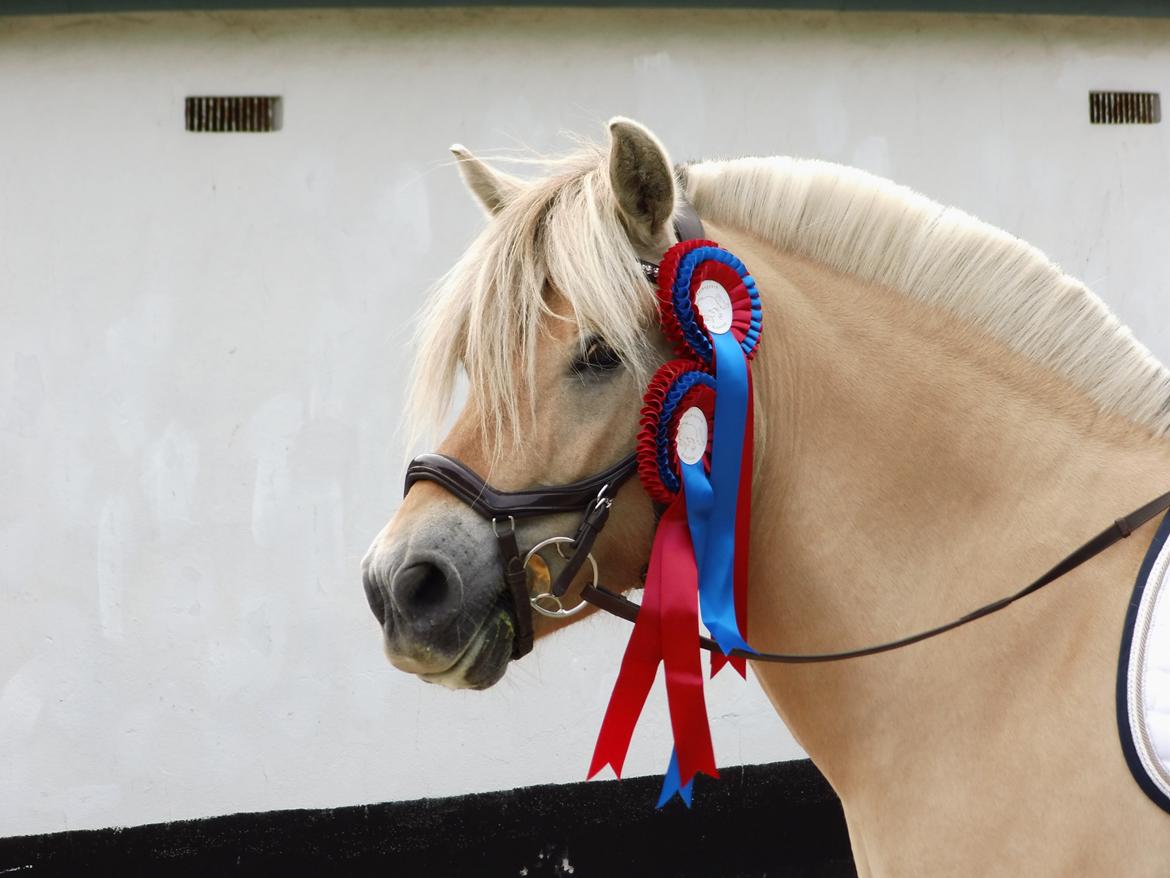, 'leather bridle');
402,199,1170,665
403,451,640,658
